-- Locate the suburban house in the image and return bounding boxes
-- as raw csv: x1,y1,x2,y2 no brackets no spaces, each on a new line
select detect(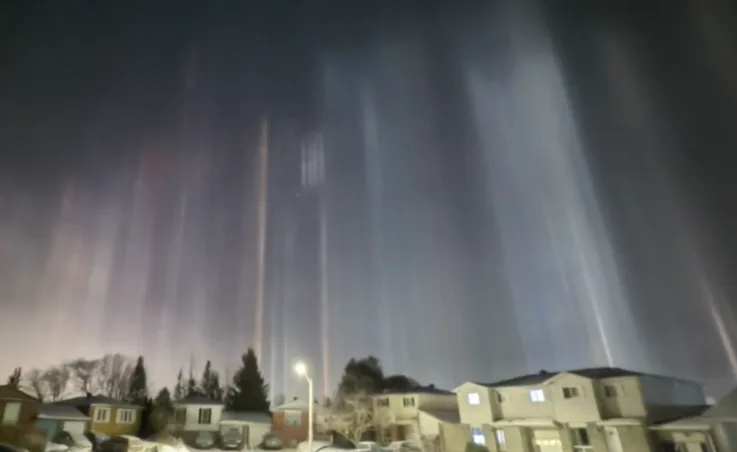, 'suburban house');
372,385,463,447
651,385,737,451
271,398,320,448
454,367,709,452
35,403,90,440
54,395,142,437
219,411,272,449
172,395,224,433
0,385,42,449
